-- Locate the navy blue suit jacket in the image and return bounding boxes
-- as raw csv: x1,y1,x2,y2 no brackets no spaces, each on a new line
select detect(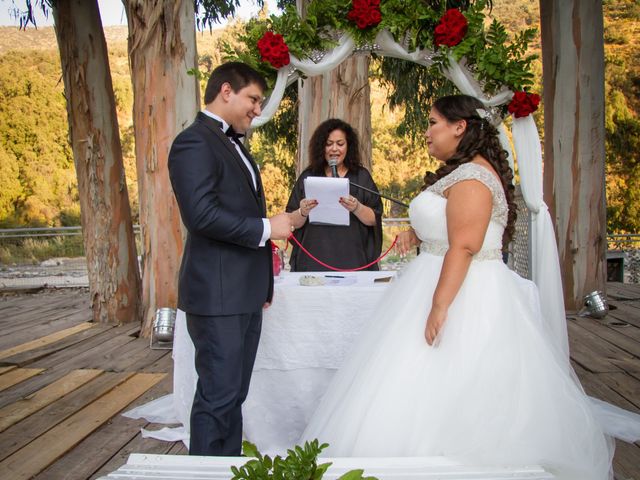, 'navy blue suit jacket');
168,112,273,316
